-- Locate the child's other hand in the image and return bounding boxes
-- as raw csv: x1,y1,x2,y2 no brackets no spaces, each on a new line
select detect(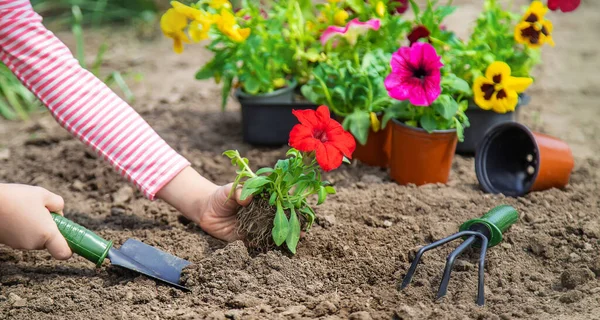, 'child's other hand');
0,184,72,260
196,183,251,242
157,167,251,242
